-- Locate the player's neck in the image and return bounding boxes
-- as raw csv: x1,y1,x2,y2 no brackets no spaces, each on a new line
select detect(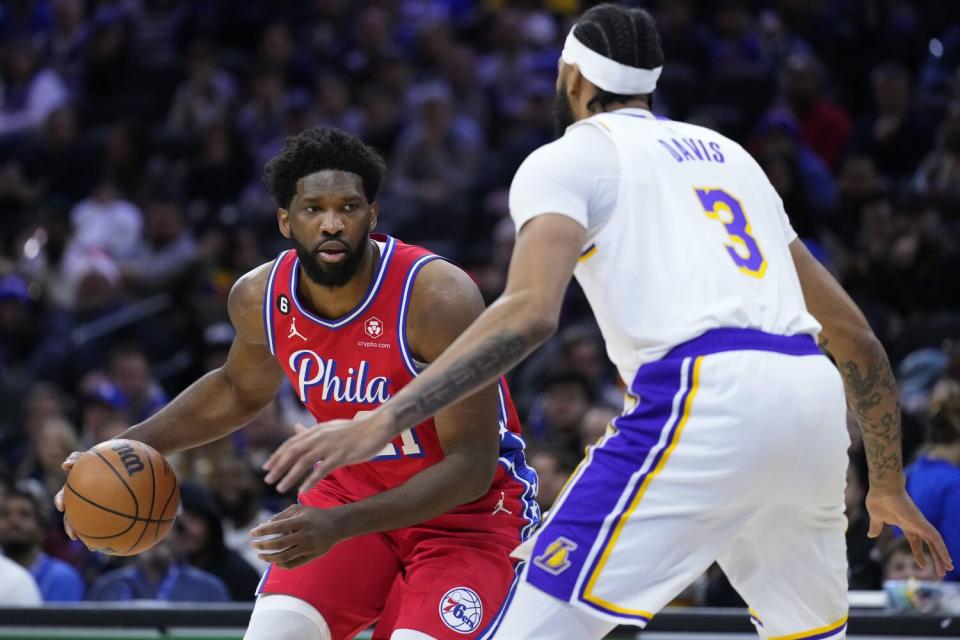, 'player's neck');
594,98,650,114
298,240,380,319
